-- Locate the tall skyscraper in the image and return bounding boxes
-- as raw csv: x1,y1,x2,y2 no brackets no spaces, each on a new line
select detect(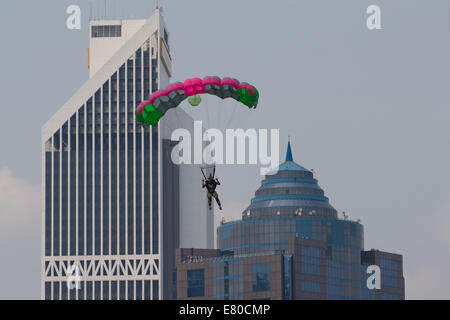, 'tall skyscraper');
174,141,405,300
41,8,213,300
